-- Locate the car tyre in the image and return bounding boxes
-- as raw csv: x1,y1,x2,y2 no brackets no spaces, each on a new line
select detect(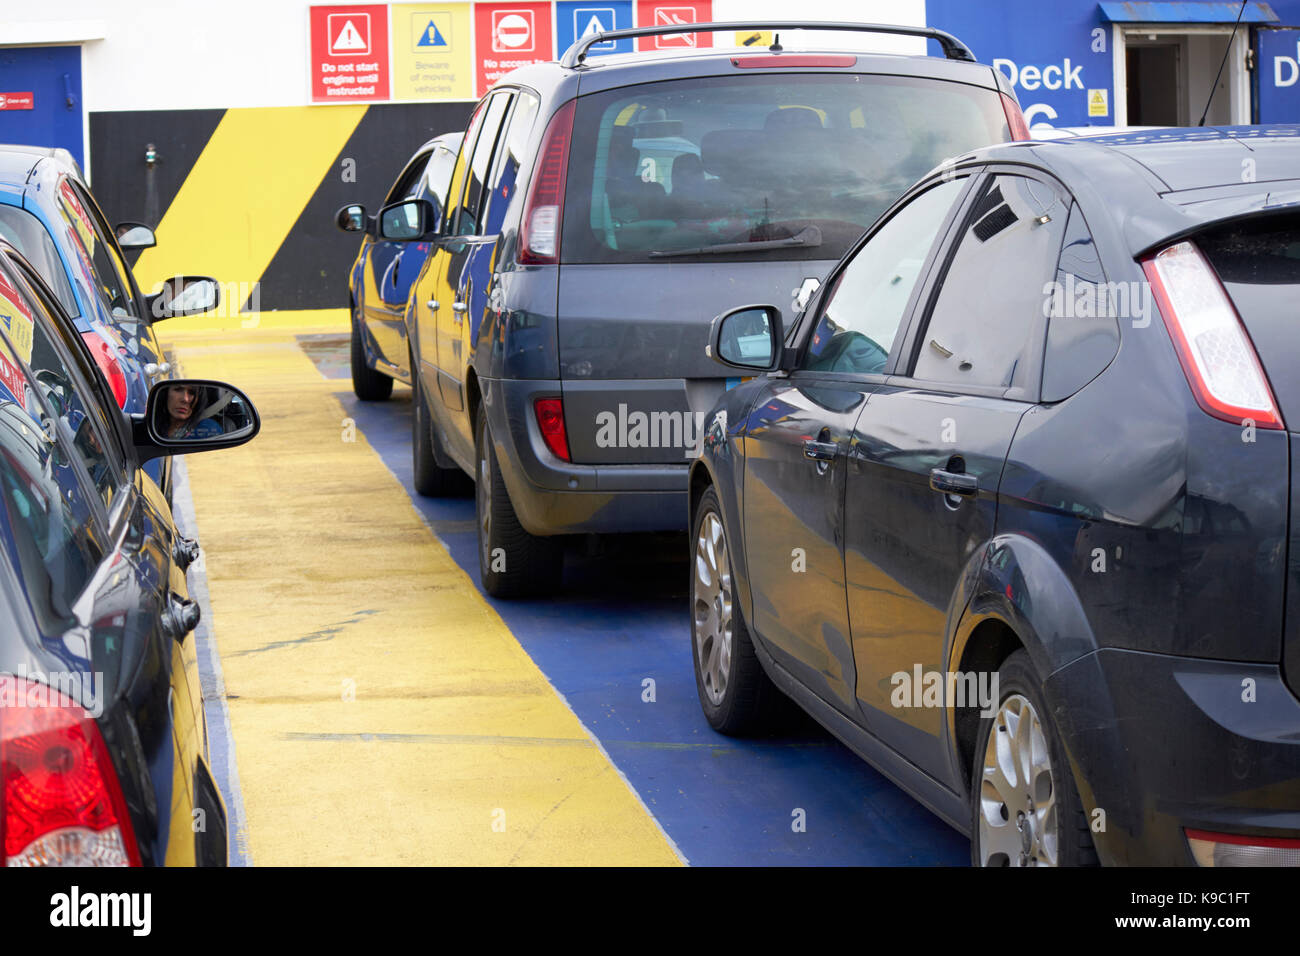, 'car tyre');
350,309,393,401
970,649,1099,867
691,486,786,735
411,357,471,497
475,404,562,598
